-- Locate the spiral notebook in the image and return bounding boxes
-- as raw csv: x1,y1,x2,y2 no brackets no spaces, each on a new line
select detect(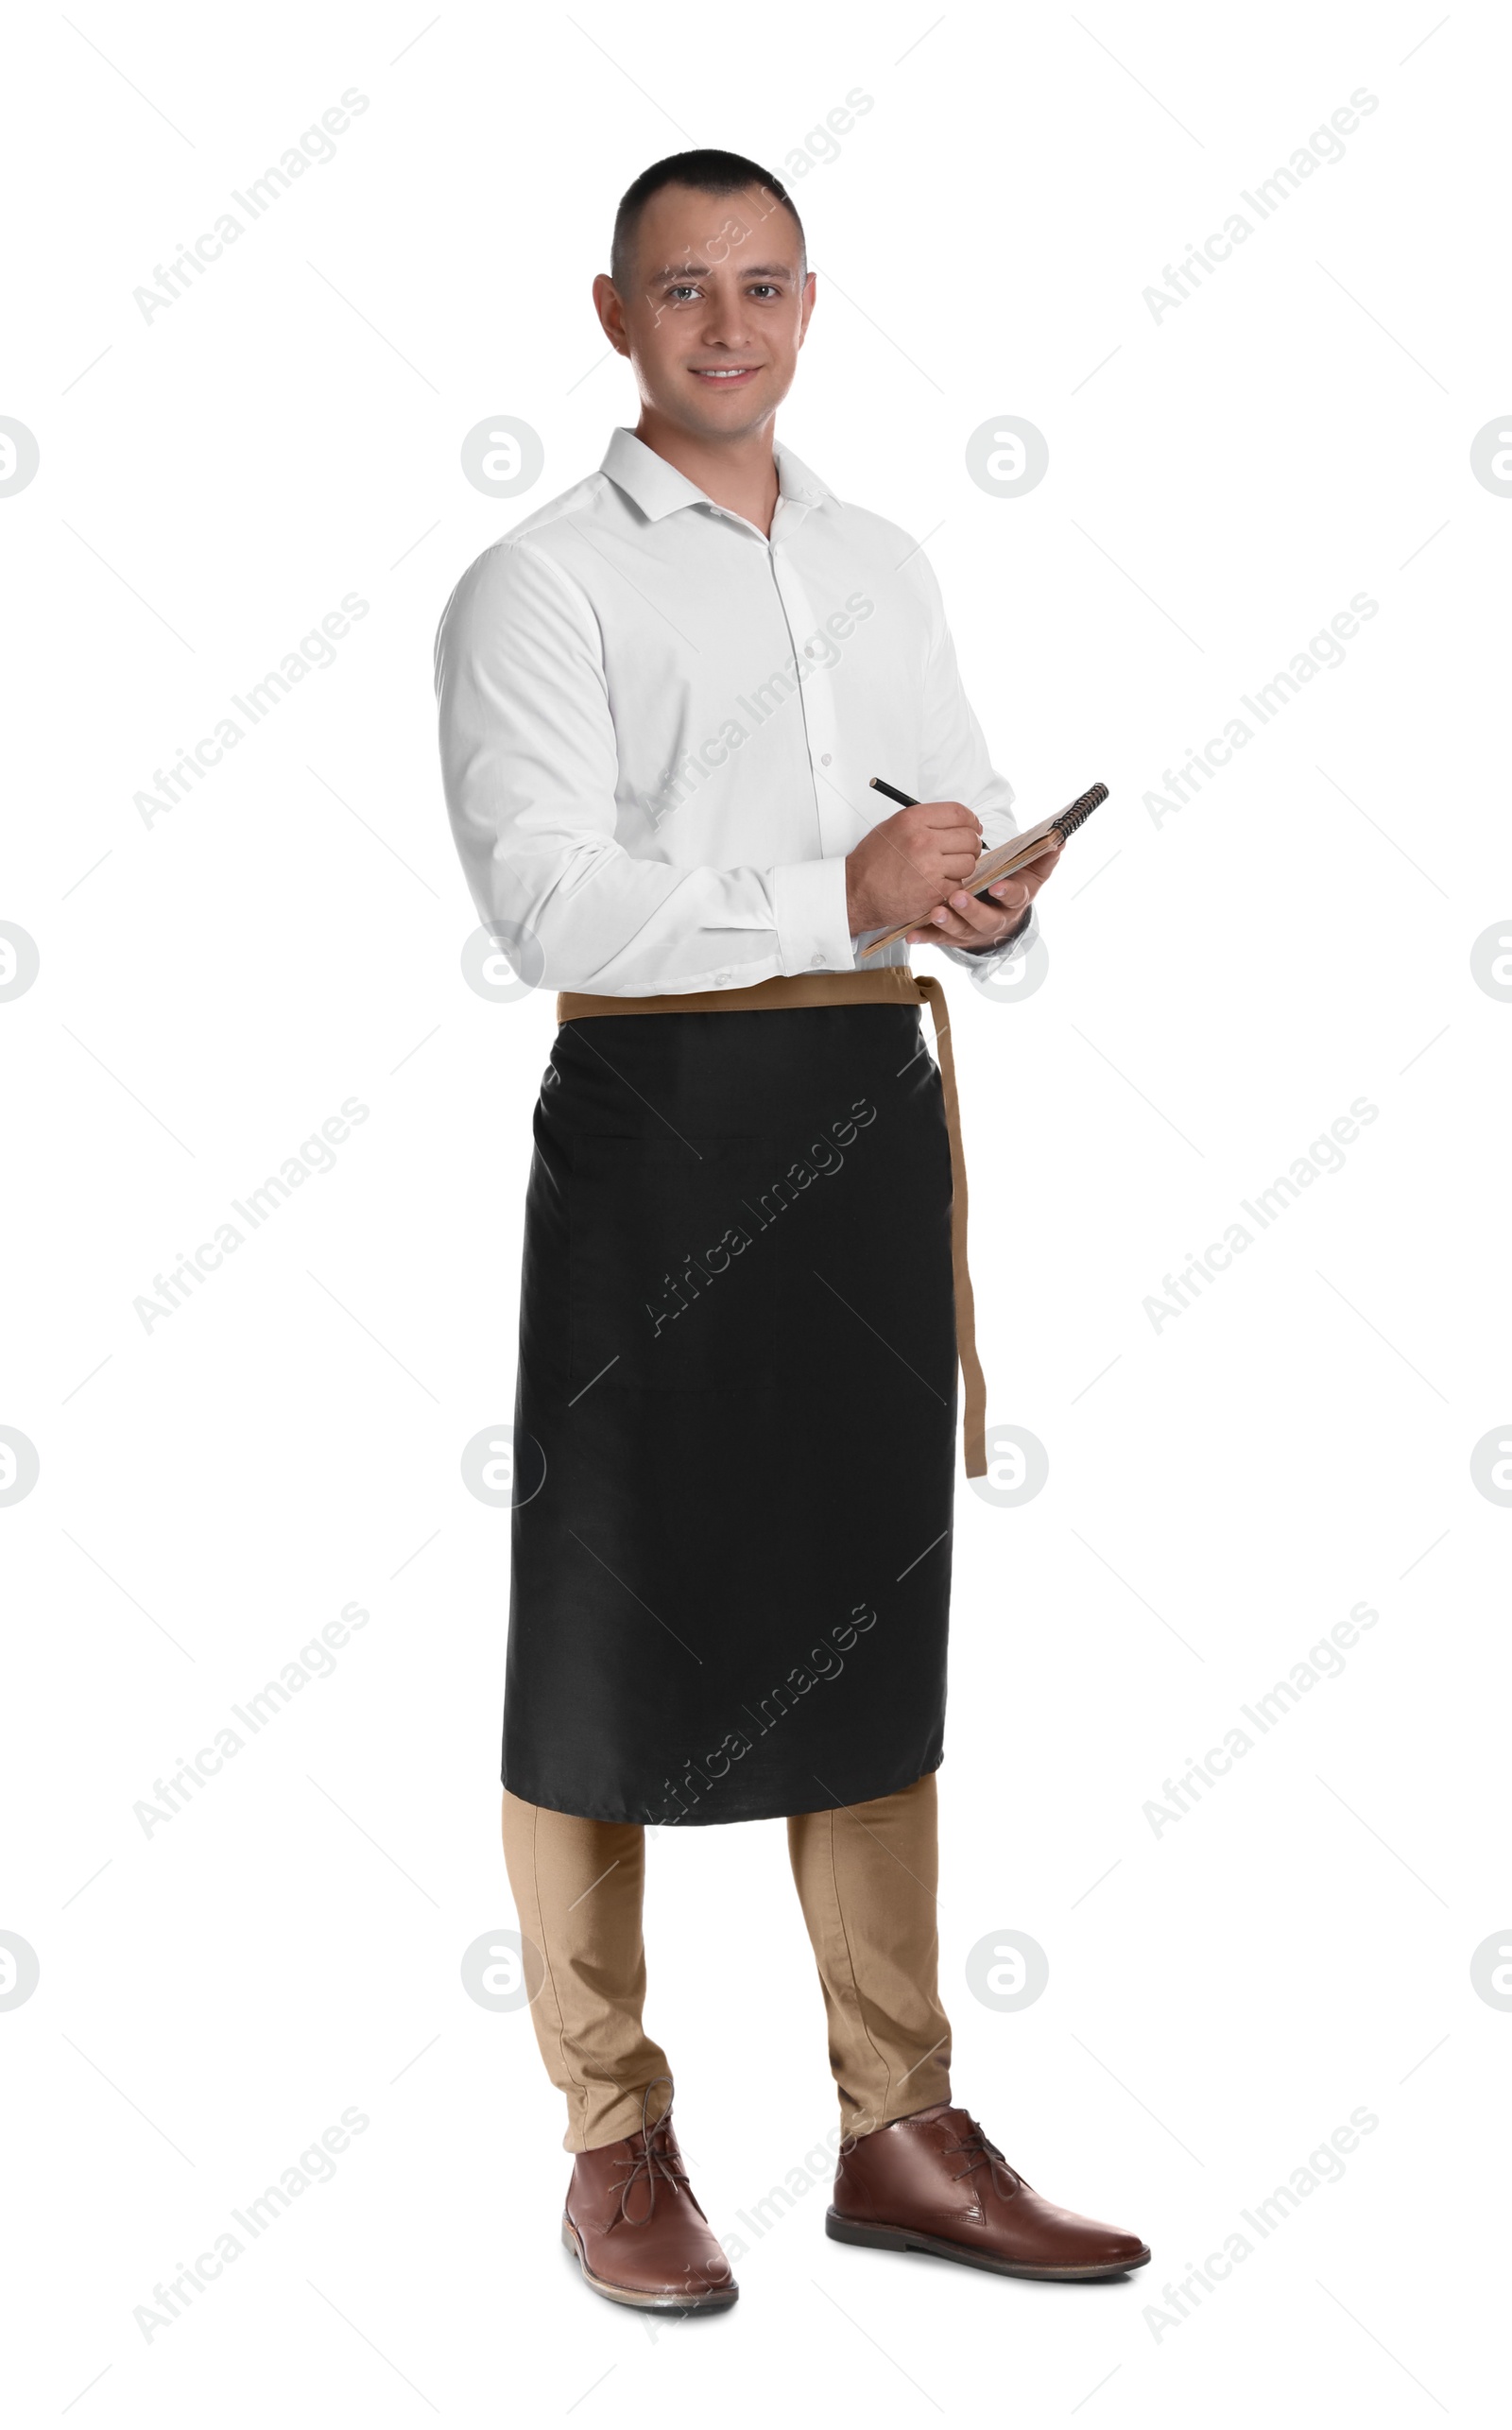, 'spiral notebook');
859,782,1108,957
